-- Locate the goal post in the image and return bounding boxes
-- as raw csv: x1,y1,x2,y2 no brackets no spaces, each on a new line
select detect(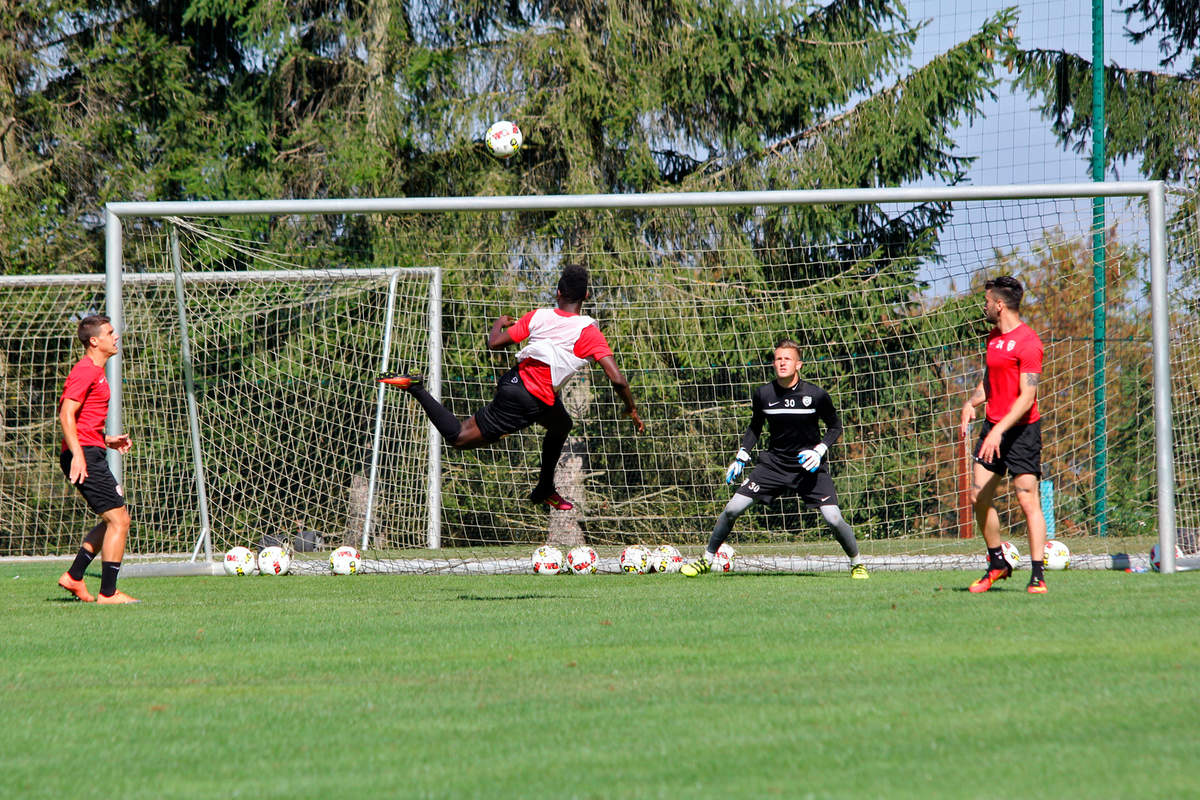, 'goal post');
5,181,1193,573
